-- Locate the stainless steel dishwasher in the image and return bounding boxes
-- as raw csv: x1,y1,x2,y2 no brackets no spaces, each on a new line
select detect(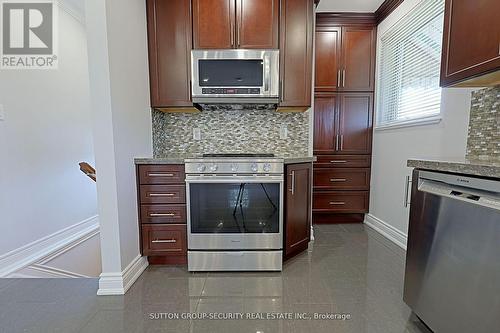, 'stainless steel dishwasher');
404,170,500,333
